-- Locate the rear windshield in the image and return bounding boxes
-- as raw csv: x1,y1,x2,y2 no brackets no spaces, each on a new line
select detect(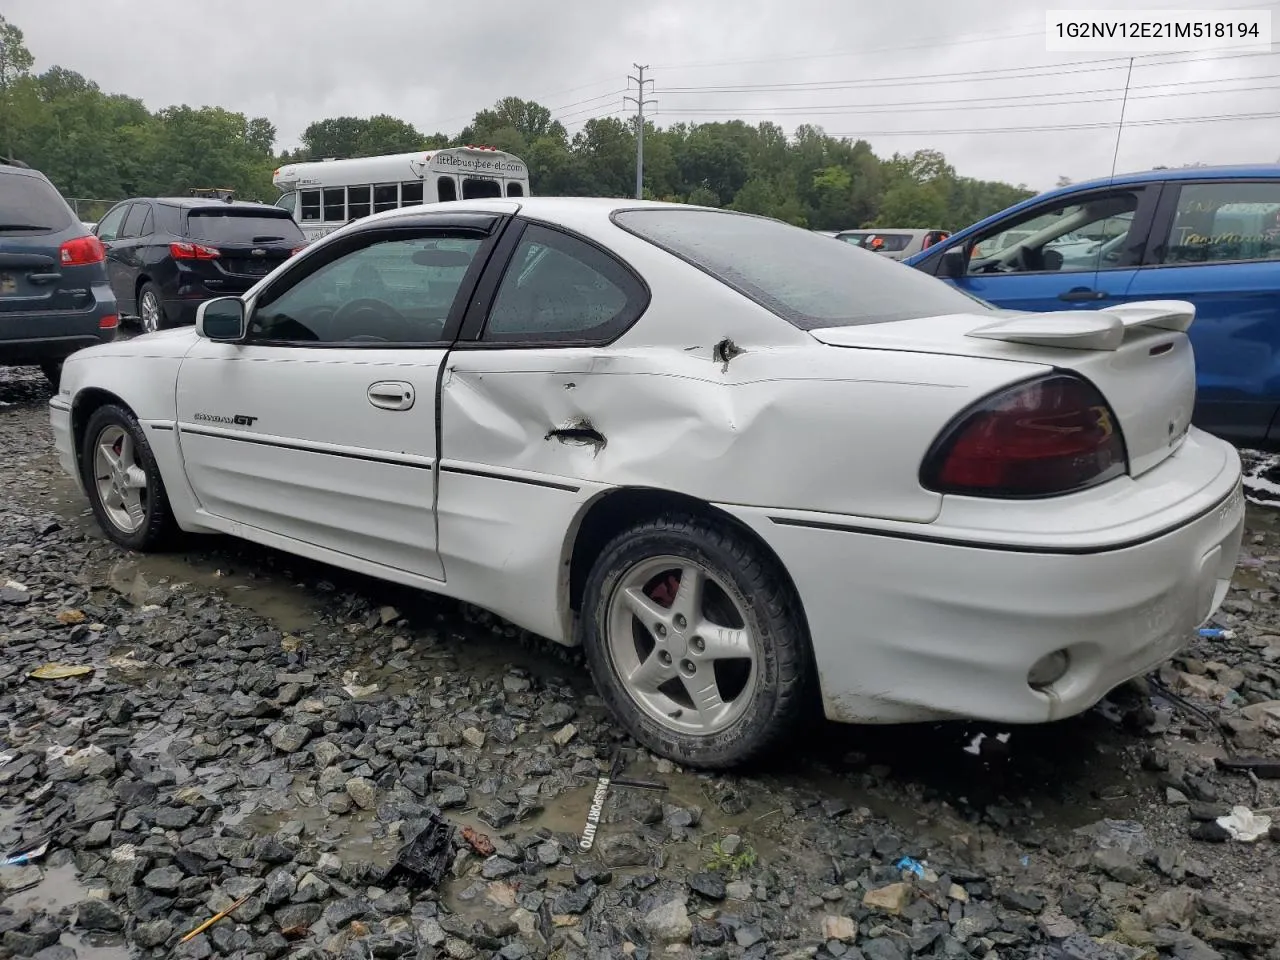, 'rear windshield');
185,209,305,244
614,209,991,328
0,171,74,233
838,232,912,252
